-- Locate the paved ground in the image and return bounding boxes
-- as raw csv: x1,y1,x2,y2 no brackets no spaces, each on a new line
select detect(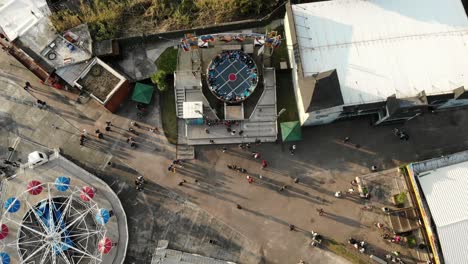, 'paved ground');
0,50,263,263
3,40,468,263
